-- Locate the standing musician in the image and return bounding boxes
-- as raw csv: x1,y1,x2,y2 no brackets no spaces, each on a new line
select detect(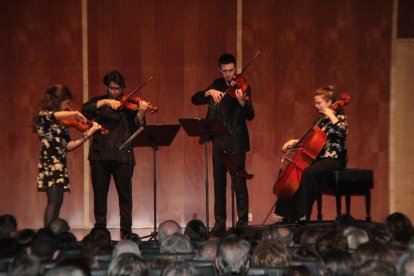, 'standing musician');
192,53,255,237
81,70,150,238
275,86,348,222
33,85,102,227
